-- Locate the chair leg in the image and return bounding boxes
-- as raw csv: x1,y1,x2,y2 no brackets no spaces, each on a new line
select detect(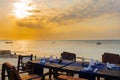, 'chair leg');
53,69,59,80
